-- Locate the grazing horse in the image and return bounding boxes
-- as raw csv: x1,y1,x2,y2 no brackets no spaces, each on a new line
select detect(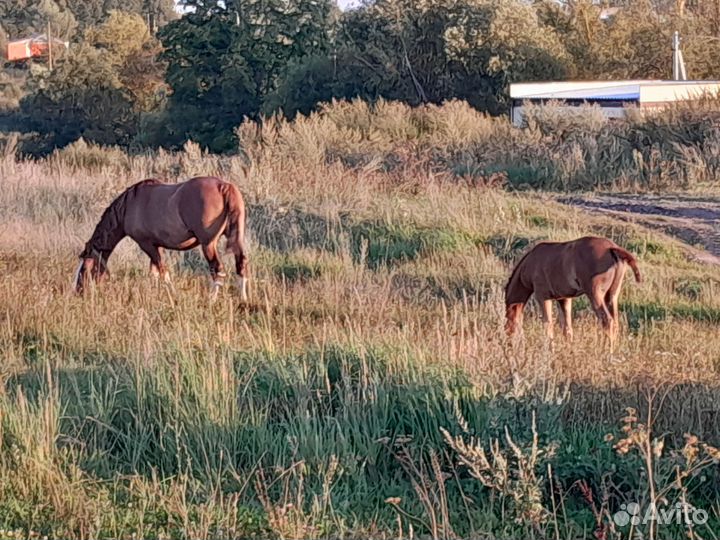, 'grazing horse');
74,176,249,301
504,236,641,346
